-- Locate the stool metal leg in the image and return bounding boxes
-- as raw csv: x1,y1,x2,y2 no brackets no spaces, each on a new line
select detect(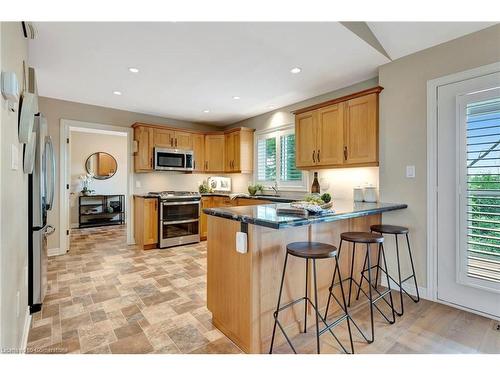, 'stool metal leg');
324,239,343,320
335,259,355,354
269,252,290,354
355,252,368,301
366,243,375,343
394,234,404,316
347,242,356,307
313,259,321,354
374,244,382,291
406,233,420,303
380,243,396,324
304,258,308,333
